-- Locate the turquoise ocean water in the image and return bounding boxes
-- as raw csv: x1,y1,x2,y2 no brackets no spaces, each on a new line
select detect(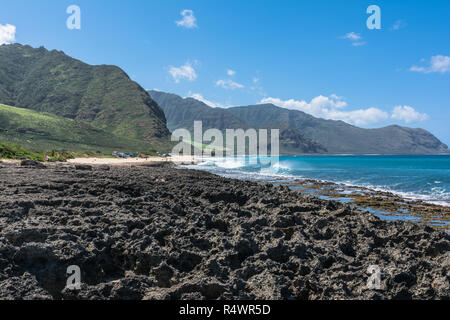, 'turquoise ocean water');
189,155,450,207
